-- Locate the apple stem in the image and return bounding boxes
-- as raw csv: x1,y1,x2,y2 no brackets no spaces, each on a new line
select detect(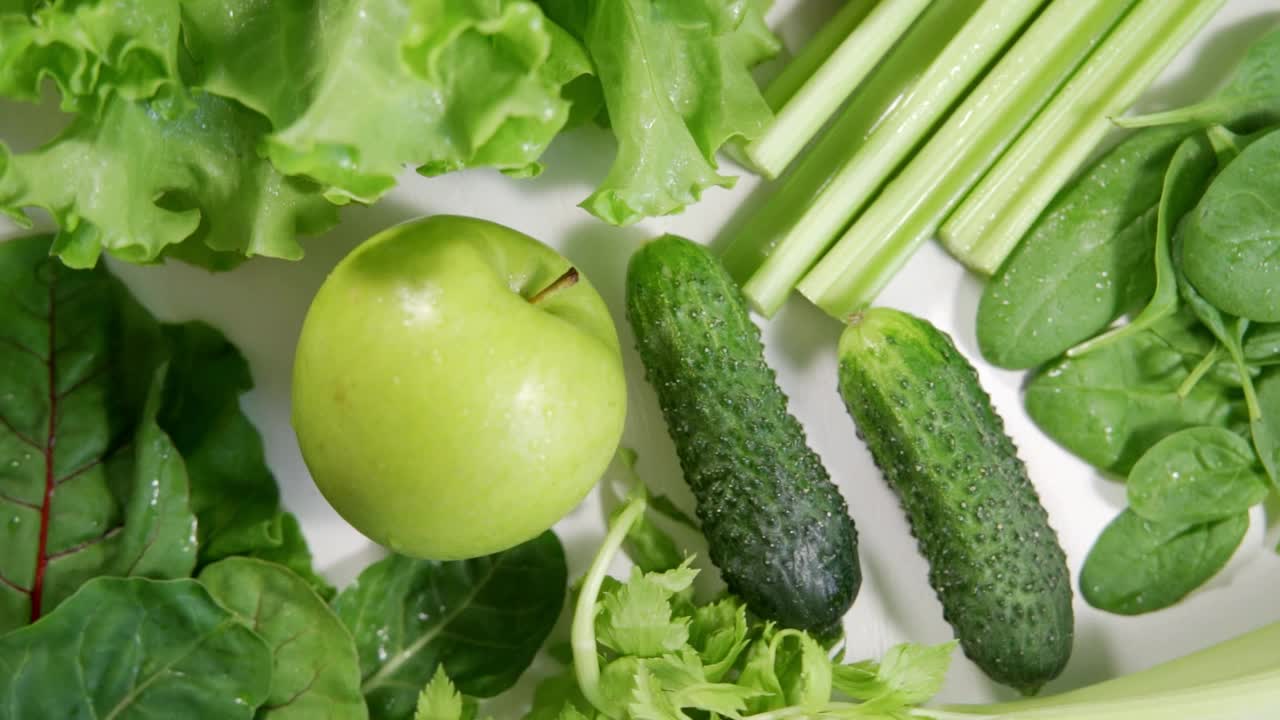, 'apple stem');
528,267,580,304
